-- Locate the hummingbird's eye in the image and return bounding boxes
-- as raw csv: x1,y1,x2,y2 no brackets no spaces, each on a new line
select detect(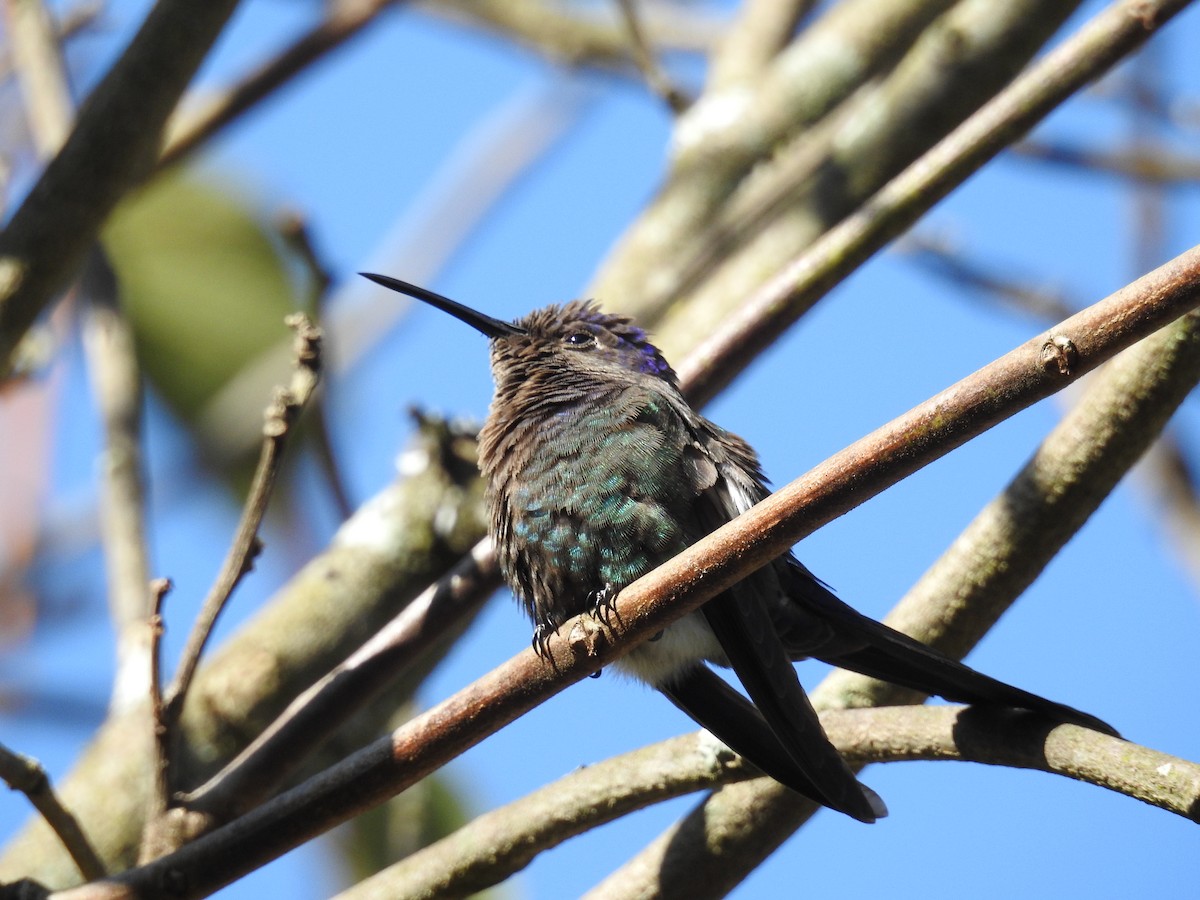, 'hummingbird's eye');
563,331,595,348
